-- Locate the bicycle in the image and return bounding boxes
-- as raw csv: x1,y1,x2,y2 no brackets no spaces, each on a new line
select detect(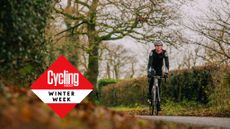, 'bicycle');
148,75,165,116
